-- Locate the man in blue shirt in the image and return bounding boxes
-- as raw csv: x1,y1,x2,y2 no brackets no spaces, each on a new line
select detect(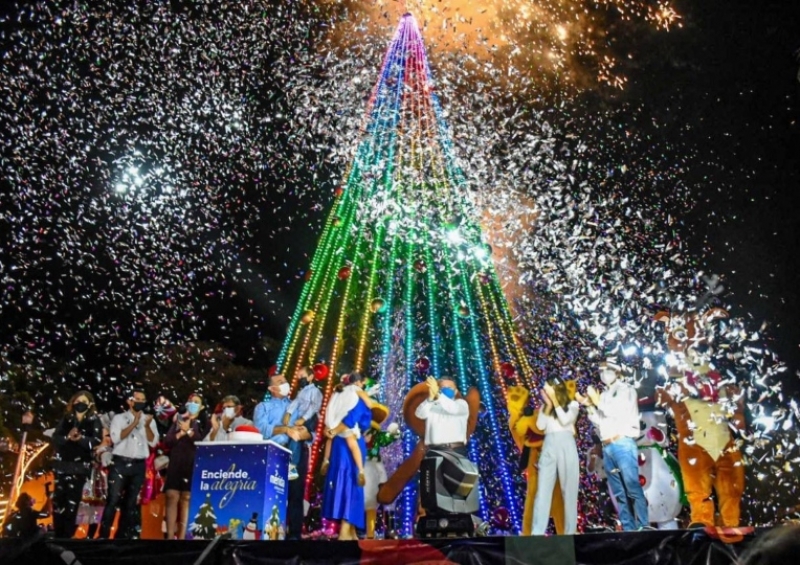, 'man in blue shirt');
282,367,323,480
254,373,313,540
